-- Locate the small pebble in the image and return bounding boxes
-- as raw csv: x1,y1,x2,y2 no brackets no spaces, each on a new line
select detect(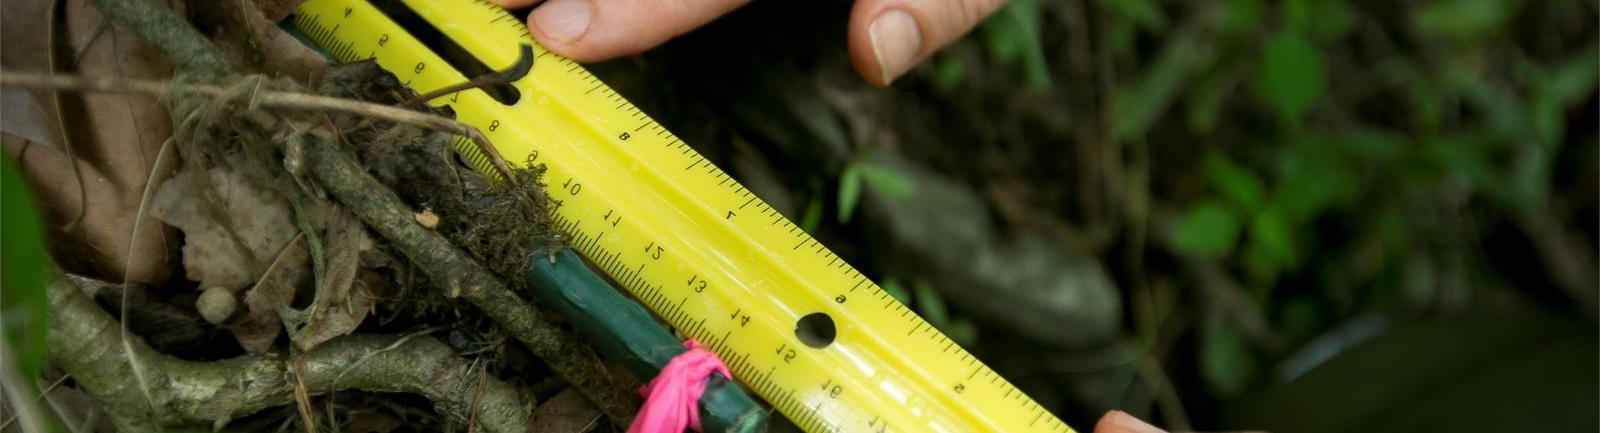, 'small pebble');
416,209,441,229
196,287,237,325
